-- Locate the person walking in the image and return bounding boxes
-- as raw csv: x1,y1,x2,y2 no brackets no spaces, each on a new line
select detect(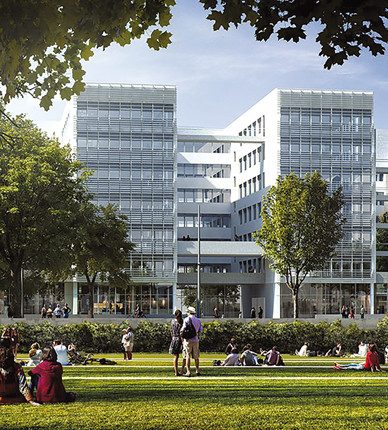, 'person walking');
180,306,203,377
258,306,263,319
250,307,256,319
40,304,47,319
360,305,365,319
